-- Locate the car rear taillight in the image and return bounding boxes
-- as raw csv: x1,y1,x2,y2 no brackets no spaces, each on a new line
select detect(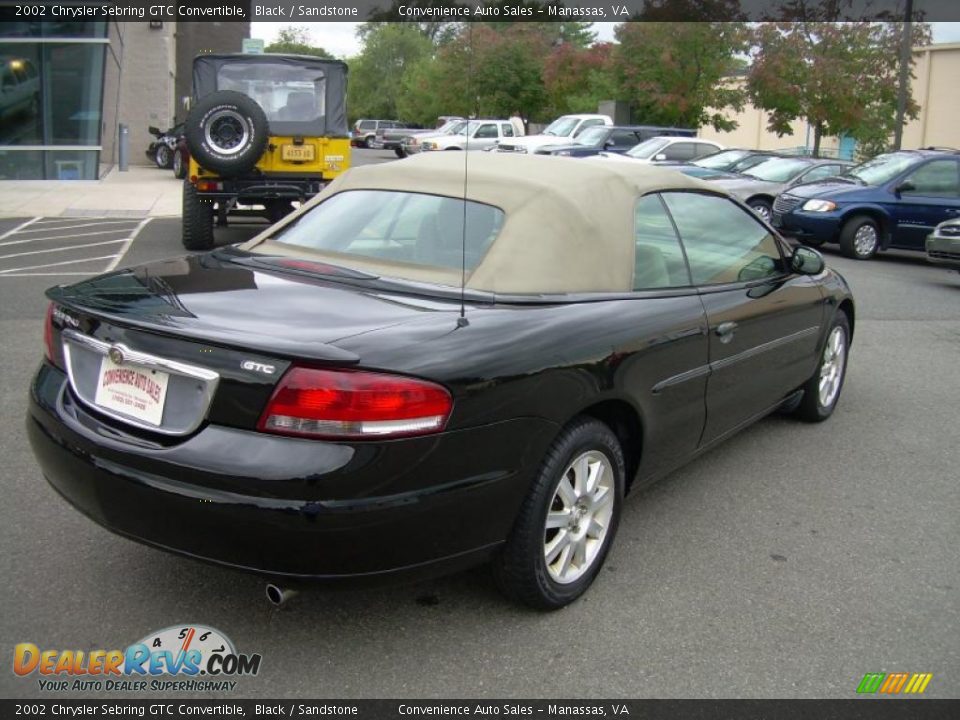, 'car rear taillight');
44,302,61,368
257,367,453,440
